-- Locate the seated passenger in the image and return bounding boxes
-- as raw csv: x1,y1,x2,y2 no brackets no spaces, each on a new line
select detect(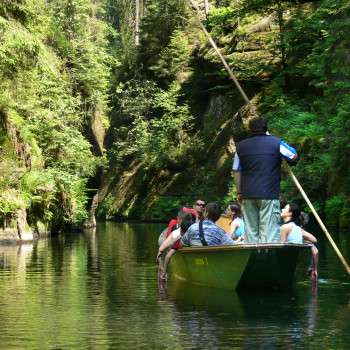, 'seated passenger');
280,203,318,280
158,205,197,246
157,212,196,281
181,202,235,246
165,214,180,239
157,208,196,257
157,208,196,278
193,199,206,221
226,203,245,240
